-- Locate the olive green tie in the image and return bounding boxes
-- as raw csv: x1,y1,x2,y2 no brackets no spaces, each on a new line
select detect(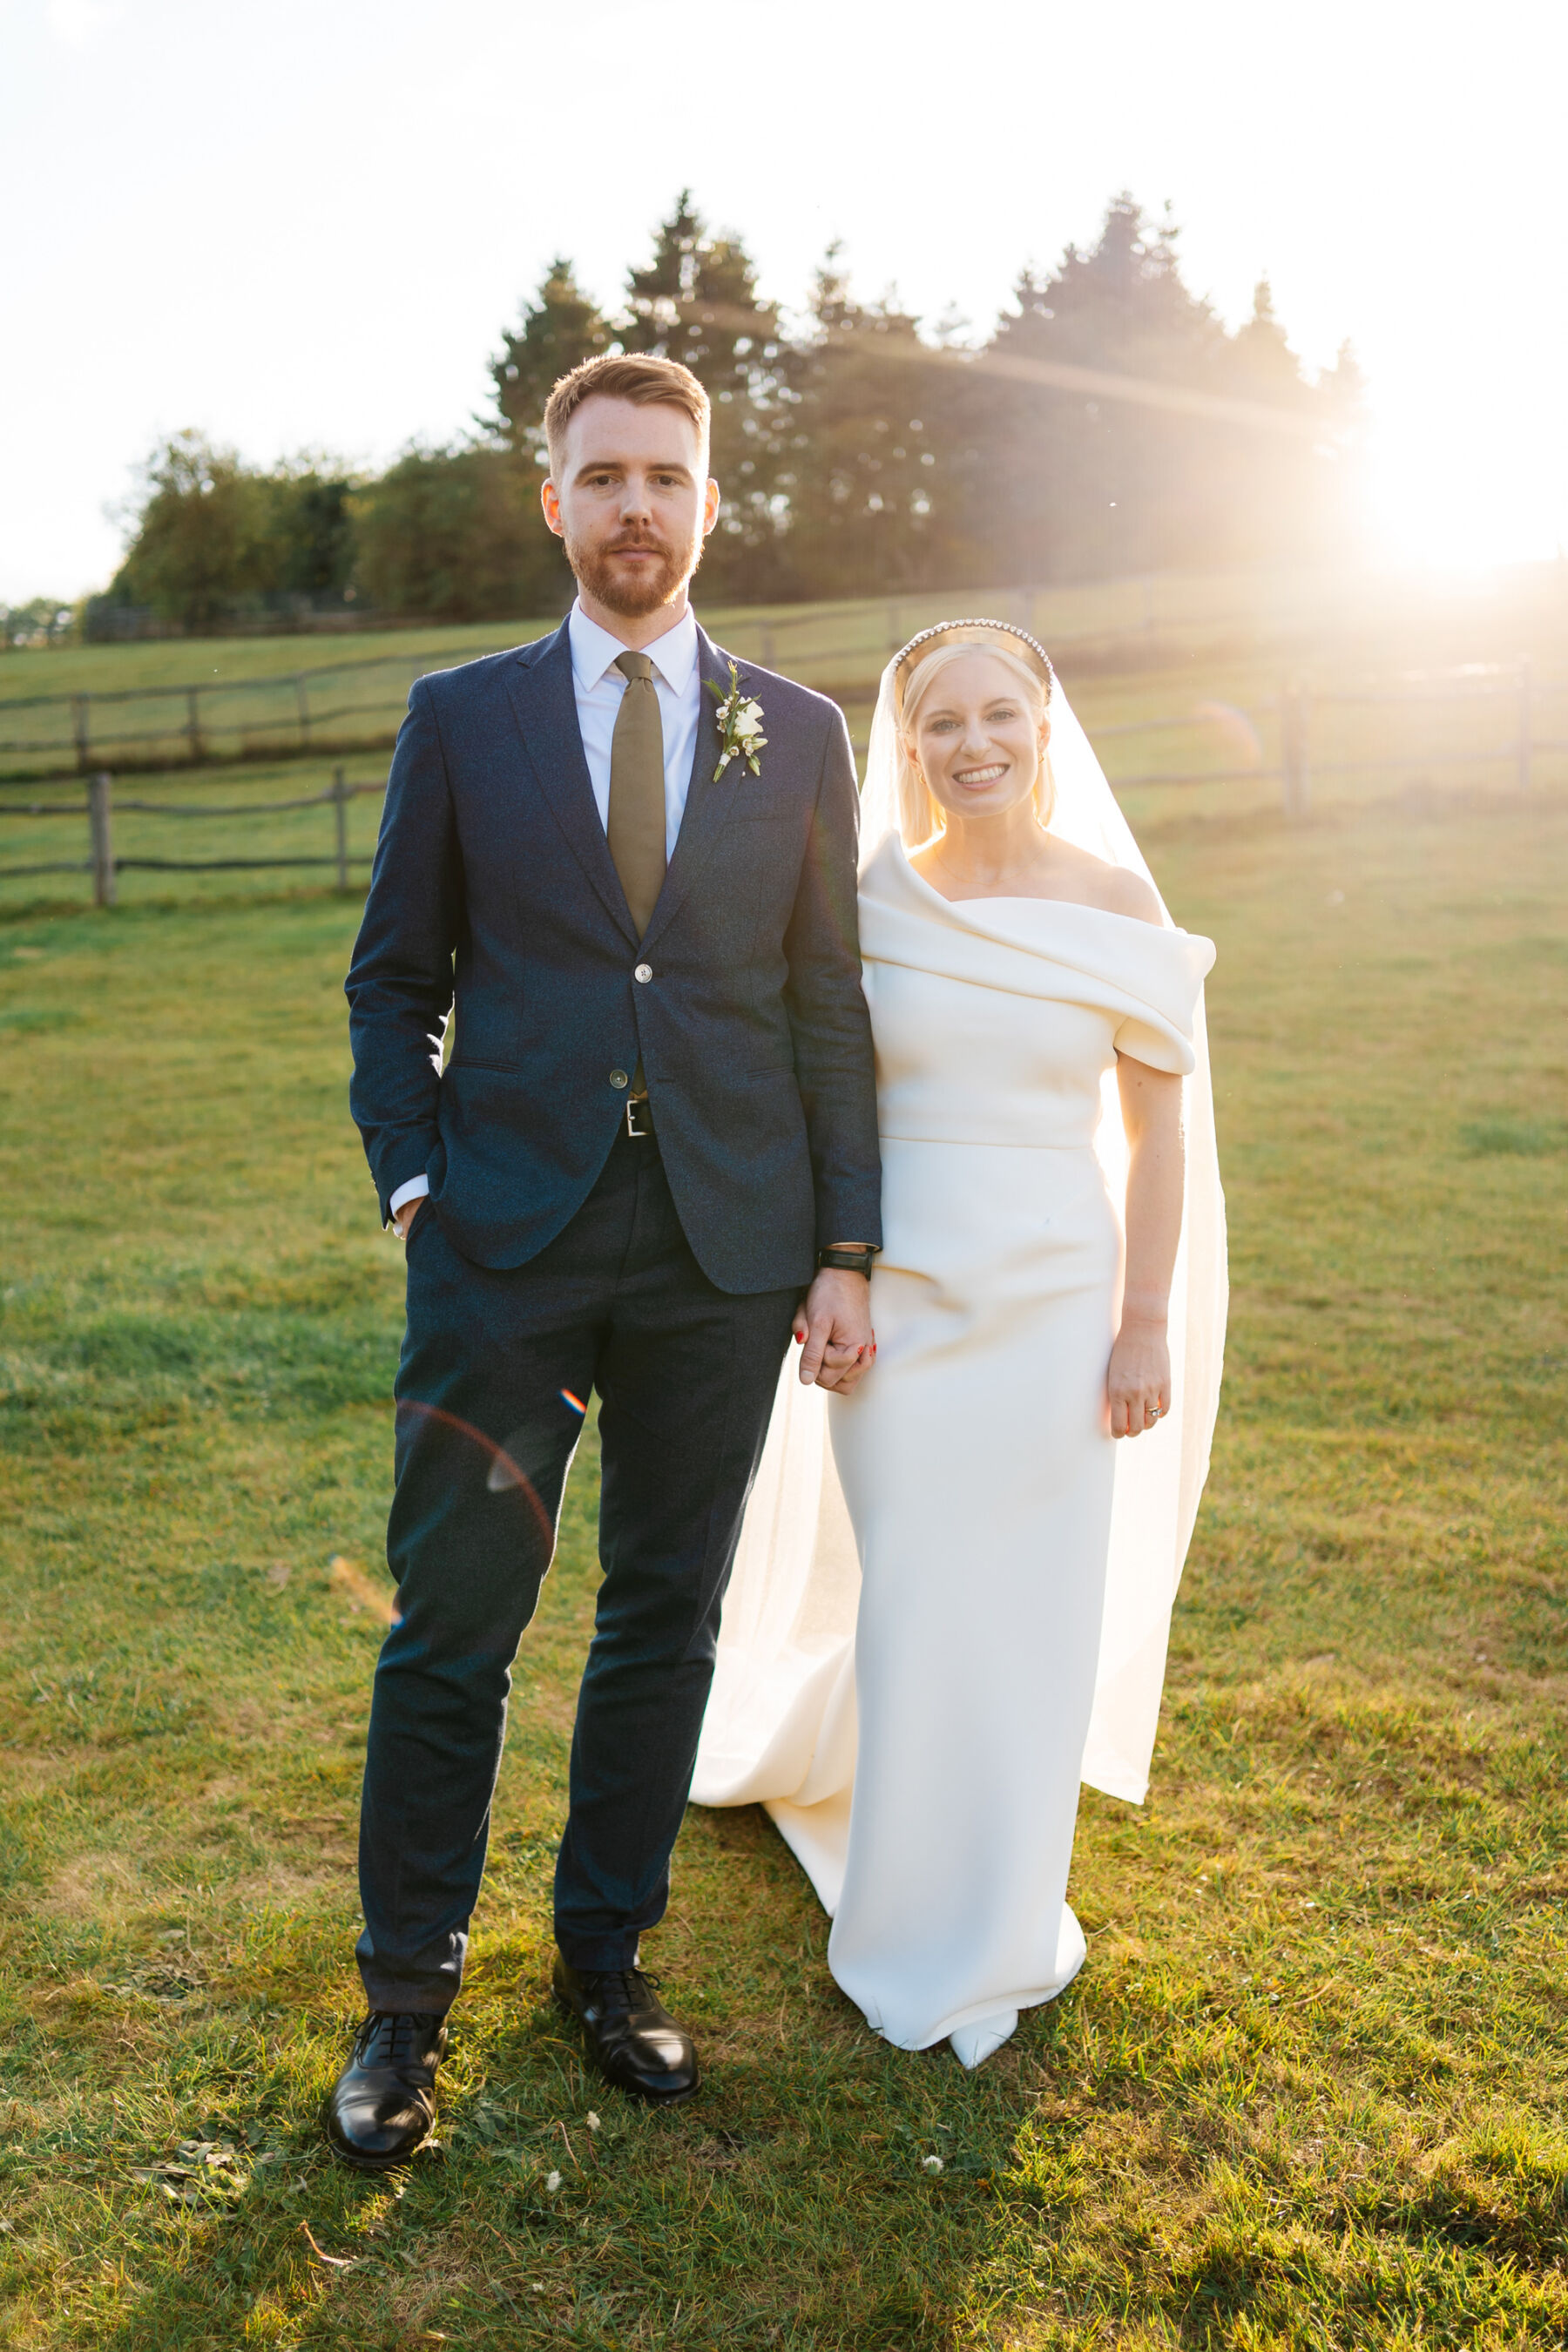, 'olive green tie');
607,651,666,939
